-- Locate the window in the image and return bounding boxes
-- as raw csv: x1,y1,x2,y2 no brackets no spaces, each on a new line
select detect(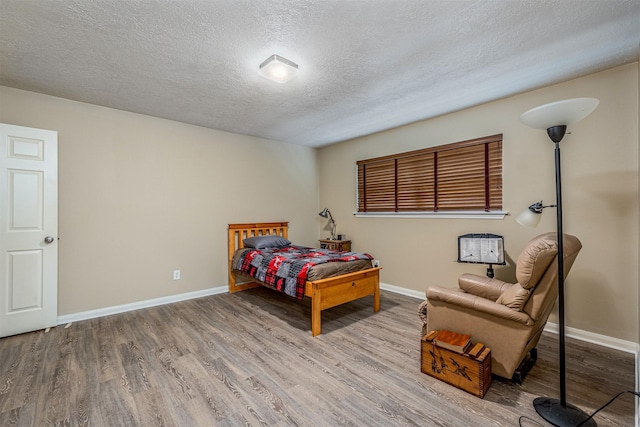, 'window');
356,134,502,213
